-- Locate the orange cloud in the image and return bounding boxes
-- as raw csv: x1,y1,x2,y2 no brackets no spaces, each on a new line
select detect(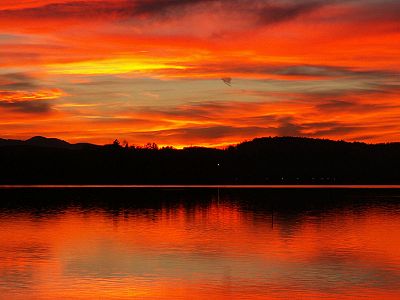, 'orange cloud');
0,88,65,114
0,0,399,146
0,88,64,102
